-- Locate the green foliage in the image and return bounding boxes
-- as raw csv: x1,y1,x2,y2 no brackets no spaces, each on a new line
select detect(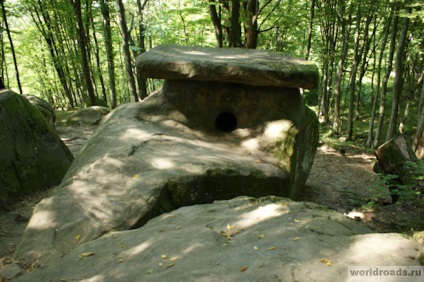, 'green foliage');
0,0,422,146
